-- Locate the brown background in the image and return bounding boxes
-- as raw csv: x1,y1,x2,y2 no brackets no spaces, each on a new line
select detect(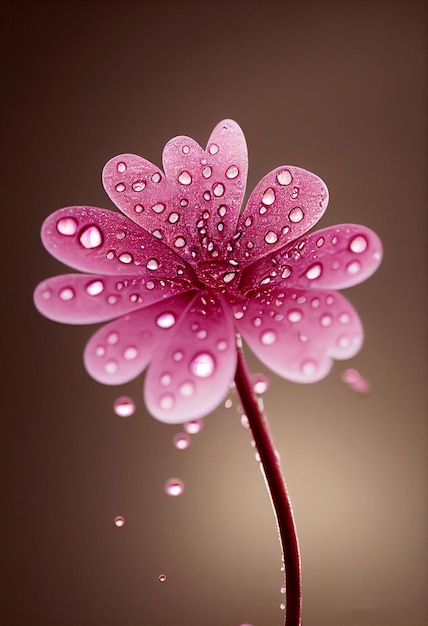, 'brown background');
1,1,427,625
